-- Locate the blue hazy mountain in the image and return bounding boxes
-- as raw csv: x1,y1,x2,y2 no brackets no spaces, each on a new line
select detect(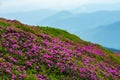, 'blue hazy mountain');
40,11,74,31
40,11,120,36
0,9,57,25
85,21,120,50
